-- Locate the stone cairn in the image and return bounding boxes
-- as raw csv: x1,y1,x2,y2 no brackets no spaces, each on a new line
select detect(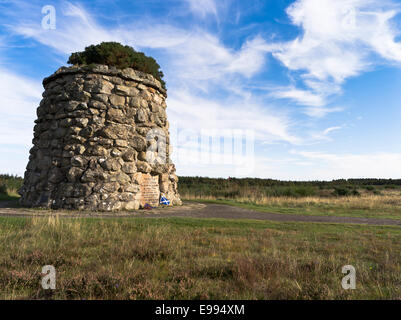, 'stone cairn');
19,64,181,211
